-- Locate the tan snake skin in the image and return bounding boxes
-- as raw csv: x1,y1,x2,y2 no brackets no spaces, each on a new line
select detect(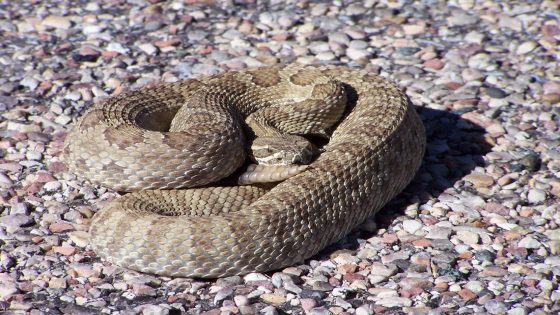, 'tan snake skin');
64,64,426,278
